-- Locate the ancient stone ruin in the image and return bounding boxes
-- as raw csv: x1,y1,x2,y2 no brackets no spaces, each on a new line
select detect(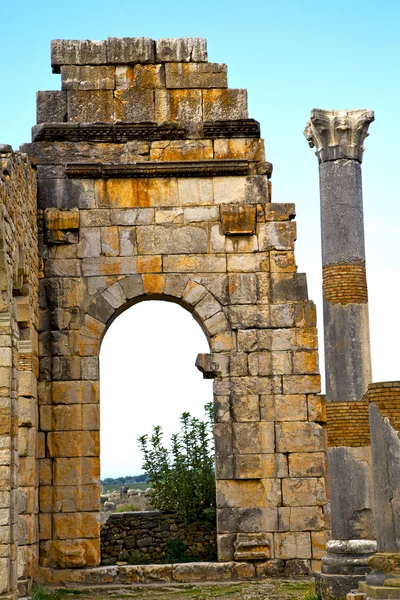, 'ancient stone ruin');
0,36,398,600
